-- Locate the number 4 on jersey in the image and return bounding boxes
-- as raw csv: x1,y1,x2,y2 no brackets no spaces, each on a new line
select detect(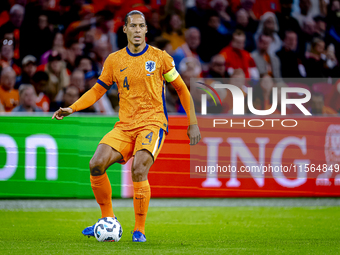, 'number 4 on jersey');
123,77,129,90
